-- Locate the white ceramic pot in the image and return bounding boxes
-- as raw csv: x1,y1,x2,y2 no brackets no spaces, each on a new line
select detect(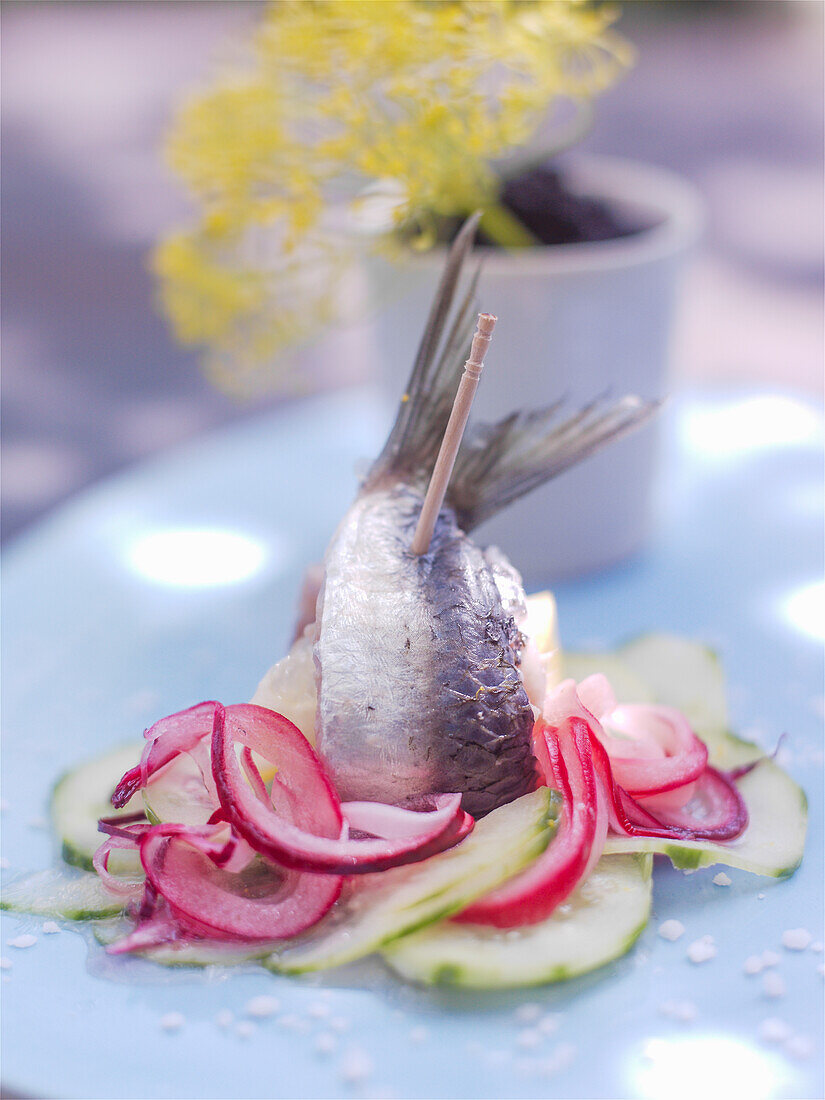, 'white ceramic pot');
366,155,703,586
